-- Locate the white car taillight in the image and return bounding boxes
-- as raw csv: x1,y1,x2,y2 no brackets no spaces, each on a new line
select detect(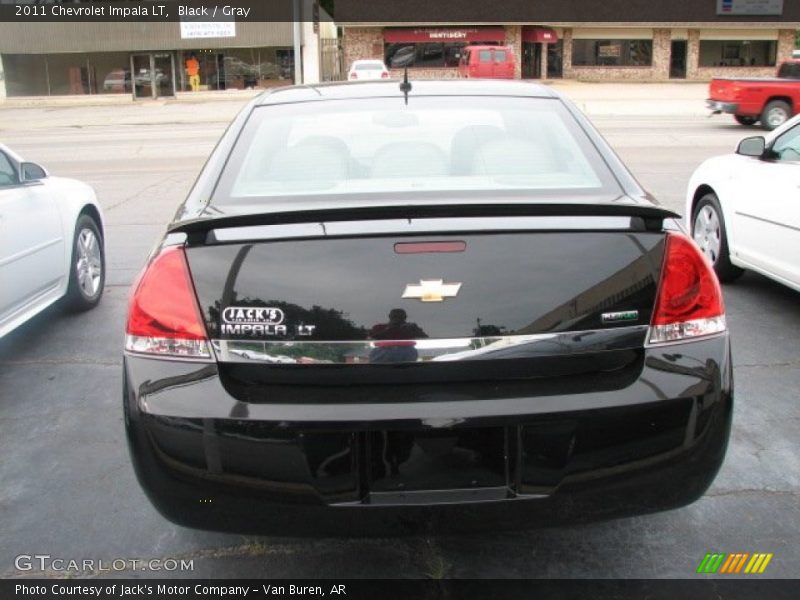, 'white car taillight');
125,246,211,359
648,232,726,345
